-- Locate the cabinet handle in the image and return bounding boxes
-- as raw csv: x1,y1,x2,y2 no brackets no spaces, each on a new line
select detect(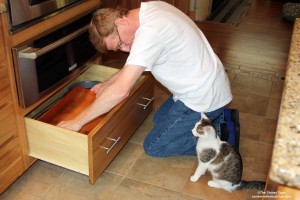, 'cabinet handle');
137,97,154,109
99,137,121,154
